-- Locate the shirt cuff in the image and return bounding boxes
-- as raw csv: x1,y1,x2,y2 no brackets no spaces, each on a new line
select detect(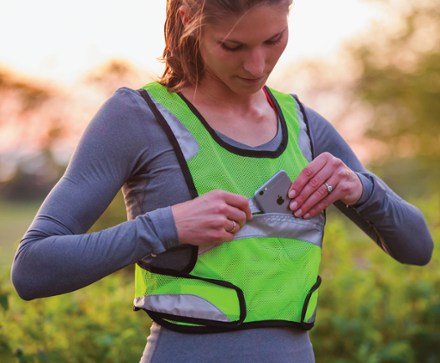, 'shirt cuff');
148,206,179,250
350,172,374,208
